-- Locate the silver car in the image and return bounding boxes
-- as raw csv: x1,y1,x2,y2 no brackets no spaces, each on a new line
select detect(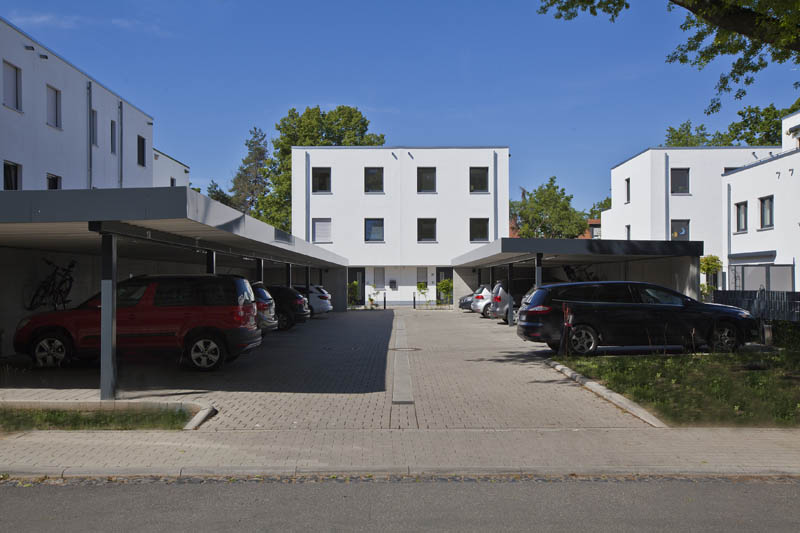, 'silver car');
489,282,514,323
469,284,493,317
